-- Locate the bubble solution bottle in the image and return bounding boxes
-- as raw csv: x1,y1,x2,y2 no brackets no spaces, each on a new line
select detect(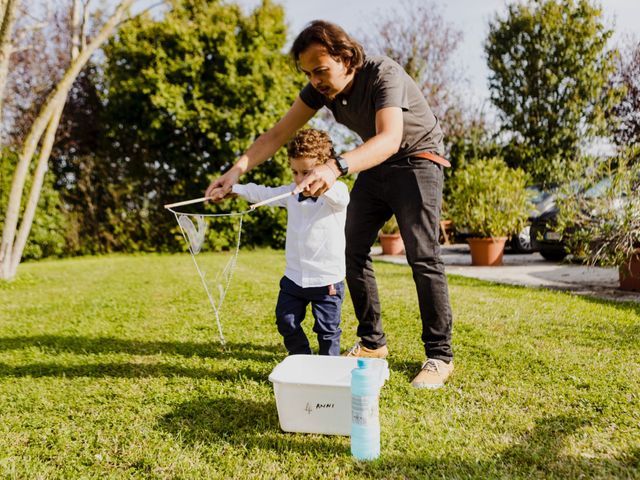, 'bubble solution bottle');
350,358,380,460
